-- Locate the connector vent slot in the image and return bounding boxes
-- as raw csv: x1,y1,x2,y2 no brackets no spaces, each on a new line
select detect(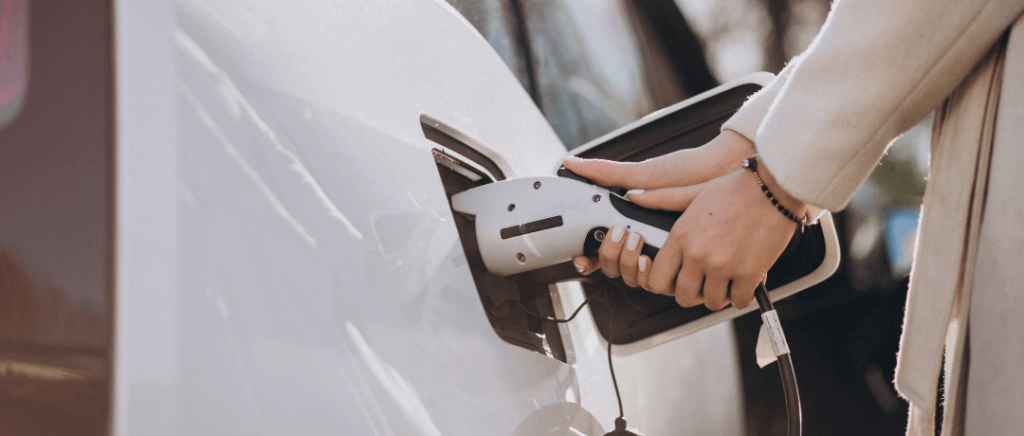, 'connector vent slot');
500,216,564,240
